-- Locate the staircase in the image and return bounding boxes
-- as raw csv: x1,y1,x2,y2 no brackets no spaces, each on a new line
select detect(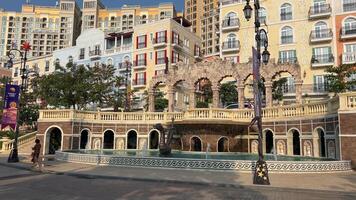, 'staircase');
0,131,37,155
